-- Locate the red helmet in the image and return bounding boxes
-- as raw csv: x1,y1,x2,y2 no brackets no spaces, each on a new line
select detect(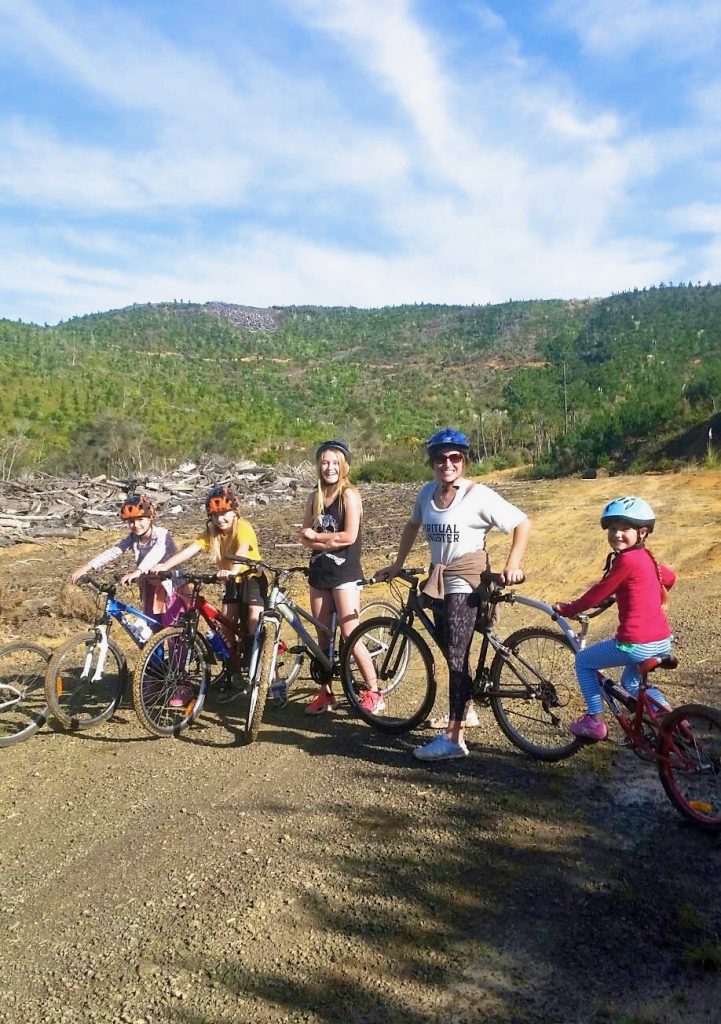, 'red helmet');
206,485,239,514
120,495,155,520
